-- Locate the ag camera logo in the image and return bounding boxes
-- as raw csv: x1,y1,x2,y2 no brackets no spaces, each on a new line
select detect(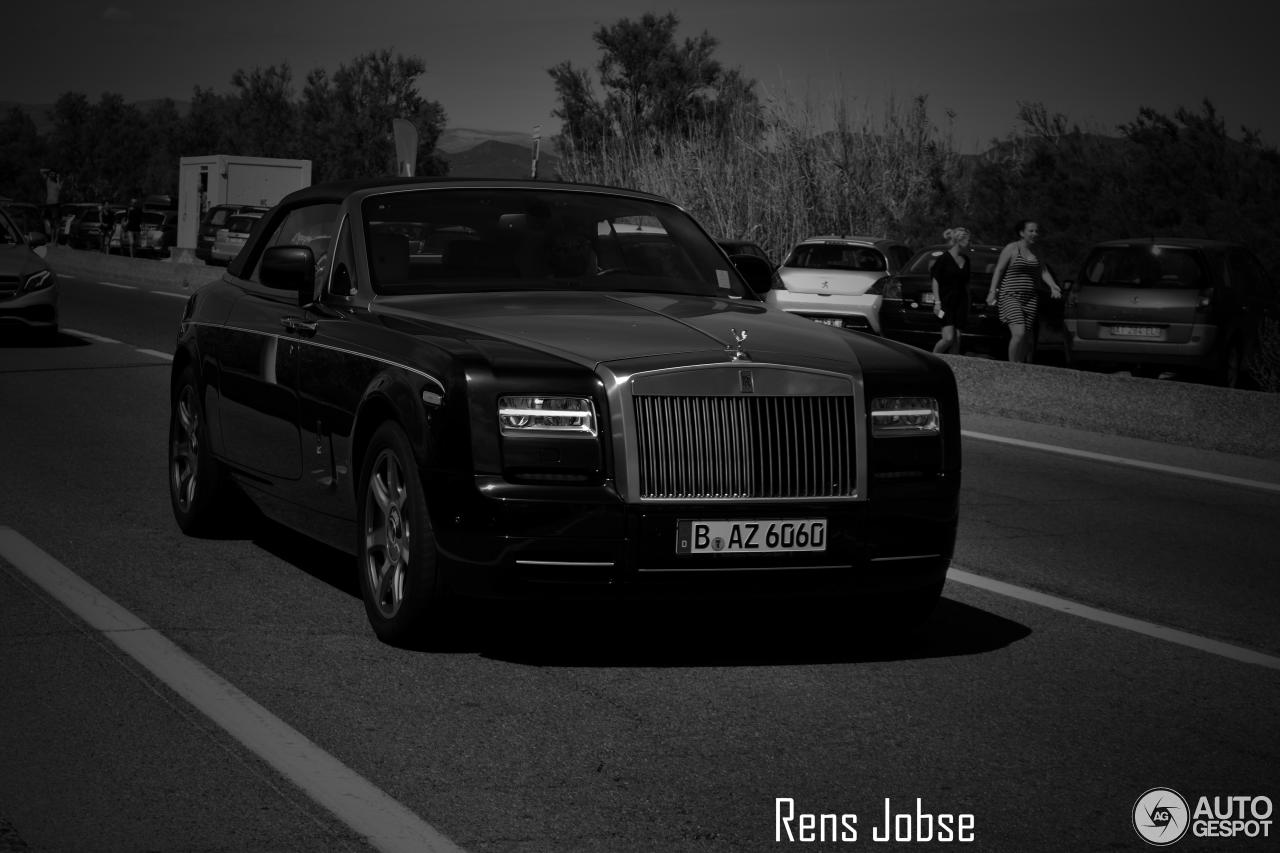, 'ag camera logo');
1133,788,1190,846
